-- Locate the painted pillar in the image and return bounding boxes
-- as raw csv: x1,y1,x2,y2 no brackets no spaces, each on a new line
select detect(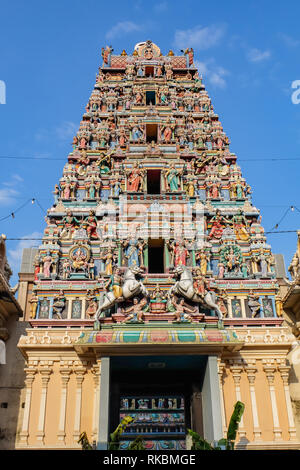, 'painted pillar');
73,367,86,443
36,368,52,444
202,356,223,443
263,365,282,440
57,366,72,443
245,365,262,441
19,367,37,445
92,360,102,443
217,358,227,437
278,366,297,440
230,364,247,438
97,357,110,450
